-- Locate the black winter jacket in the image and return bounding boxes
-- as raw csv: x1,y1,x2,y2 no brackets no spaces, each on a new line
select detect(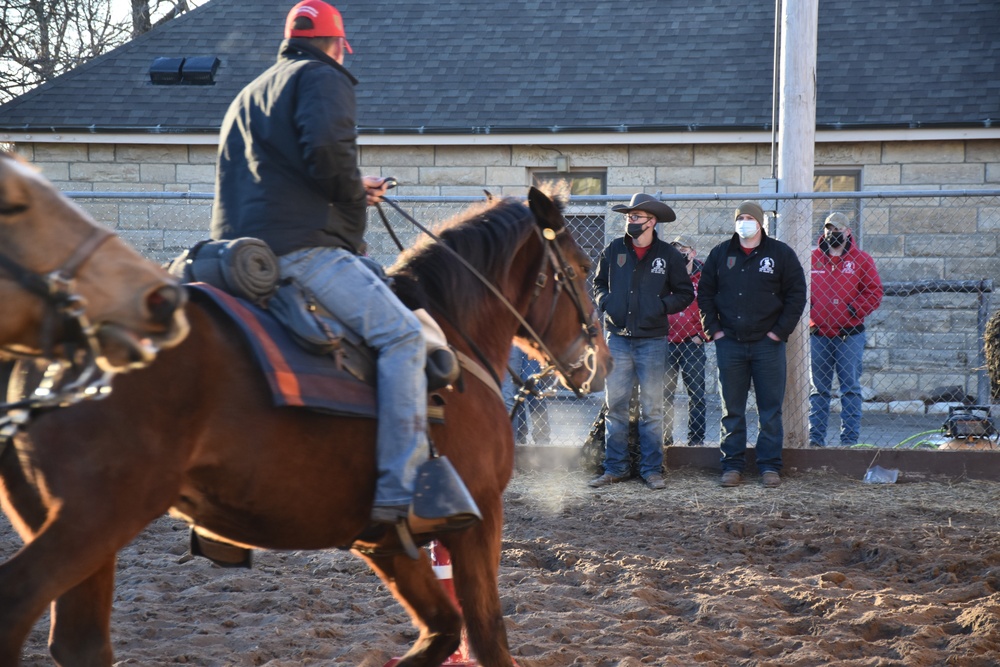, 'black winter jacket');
211,40,367,256
593,233,694,338
698,232,807,342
